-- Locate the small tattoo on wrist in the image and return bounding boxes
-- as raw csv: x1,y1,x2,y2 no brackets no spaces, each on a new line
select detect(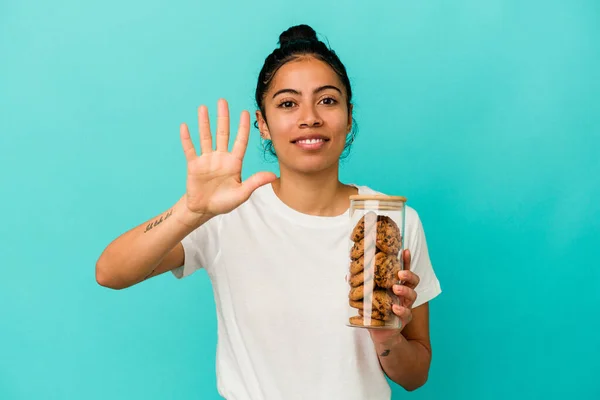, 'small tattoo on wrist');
144,209,174,233
380,349,390,357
